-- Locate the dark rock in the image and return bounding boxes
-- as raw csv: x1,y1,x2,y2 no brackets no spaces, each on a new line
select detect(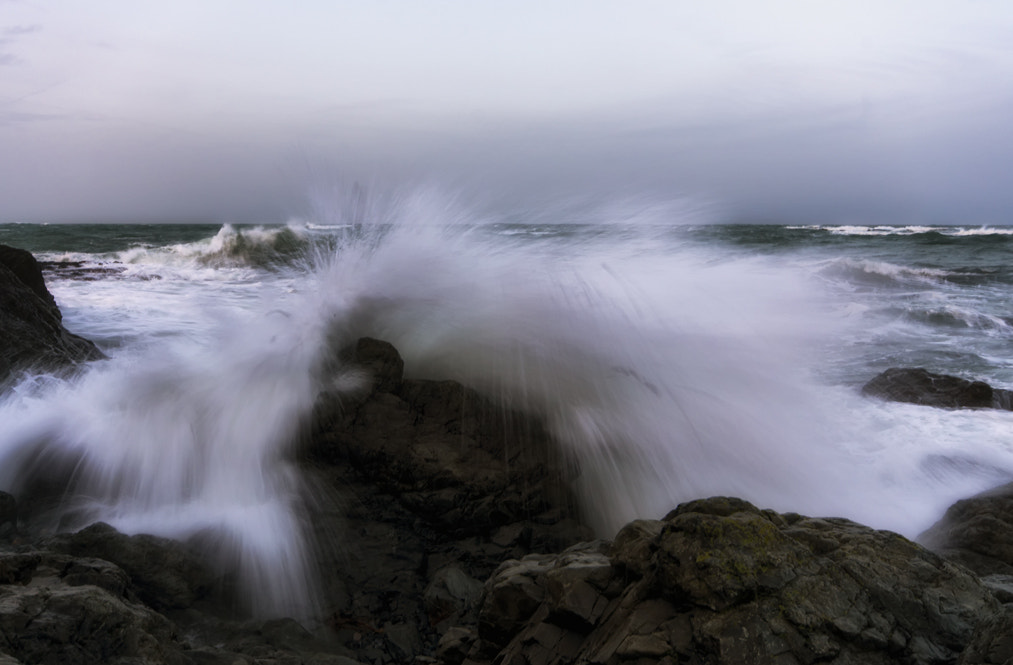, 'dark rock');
980,574,1013,603
0,245,58,309
0,492,16,539
959,605,1013,665
919,481,1013,578
38,260,127,281
43,522,214,611
0,550,188,665
310,338,582,536
299,338,593,662
862,367,1013,410
465,497,998,665
424,566,484,629
0,244,104,383
351,337,404,394
436,626,476,665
